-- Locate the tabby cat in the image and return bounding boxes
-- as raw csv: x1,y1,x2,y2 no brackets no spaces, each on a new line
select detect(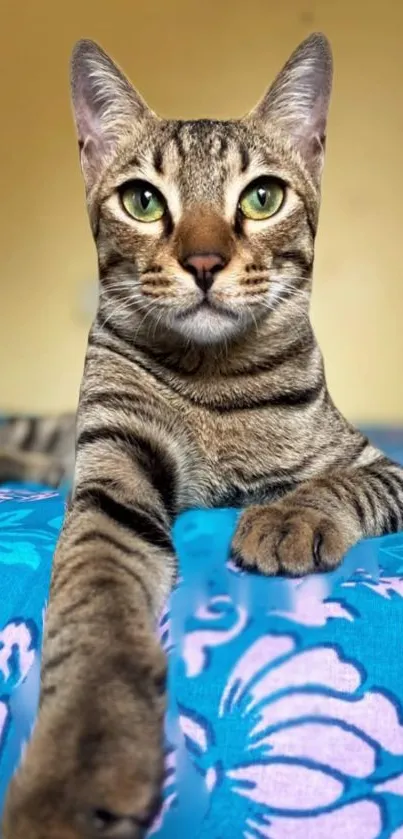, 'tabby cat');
3,32,403,839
